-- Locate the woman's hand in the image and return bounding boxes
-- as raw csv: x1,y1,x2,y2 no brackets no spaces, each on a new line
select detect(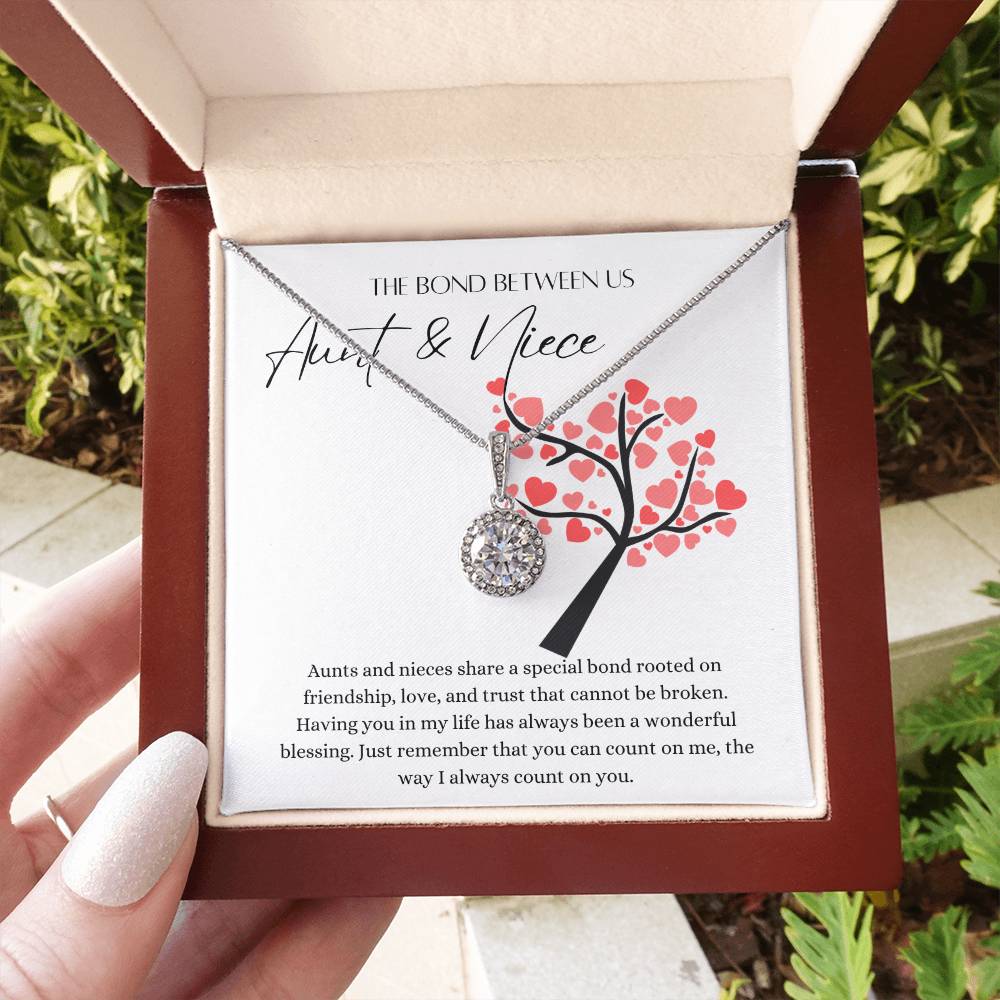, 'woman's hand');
0,540,399,998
